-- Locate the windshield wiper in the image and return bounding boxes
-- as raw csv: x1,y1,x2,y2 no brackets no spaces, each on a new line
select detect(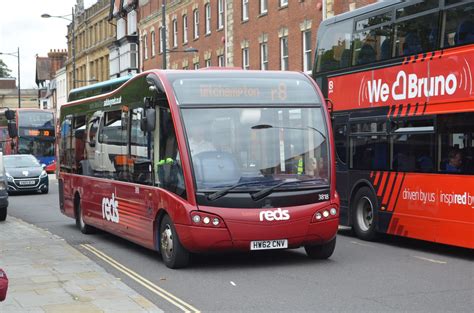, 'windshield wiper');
207,180,282,201
251,178,325,201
